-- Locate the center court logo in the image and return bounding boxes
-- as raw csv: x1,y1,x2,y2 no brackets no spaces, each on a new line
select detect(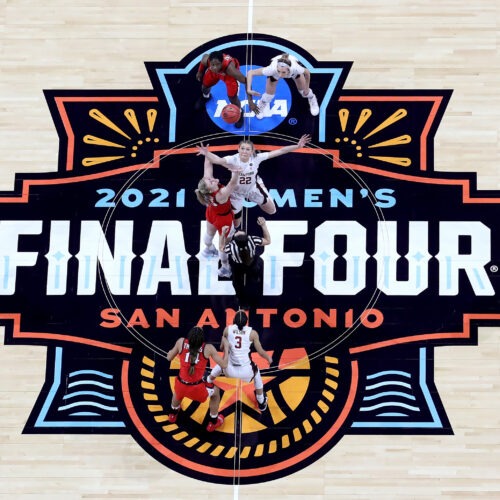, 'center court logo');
206,64,292,134
2,33,500,485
